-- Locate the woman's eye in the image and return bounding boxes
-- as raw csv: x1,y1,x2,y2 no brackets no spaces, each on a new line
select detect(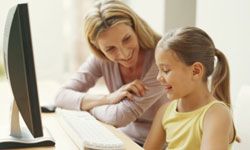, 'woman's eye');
106,47,115,52
163,70,169,74
123,35,131,42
